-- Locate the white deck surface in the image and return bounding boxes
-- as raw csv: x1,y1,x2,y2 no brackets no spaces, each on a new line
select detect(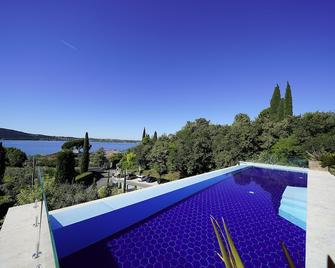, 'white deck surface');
0,202,57,268
306,170,335,267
